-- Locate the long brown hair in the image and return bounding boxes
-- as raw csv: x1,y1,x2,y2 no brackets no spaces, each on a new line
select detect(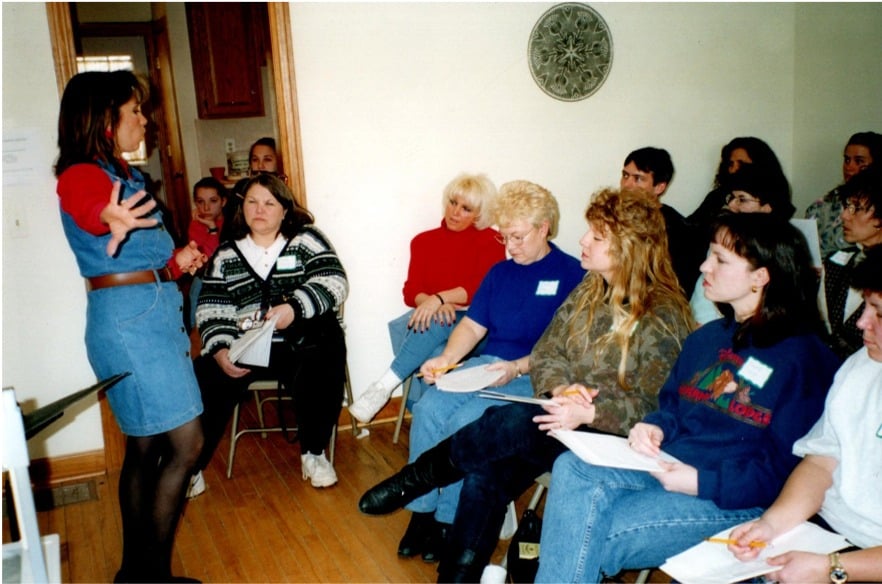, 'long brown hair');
55,71,148,177
567,188,694,387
